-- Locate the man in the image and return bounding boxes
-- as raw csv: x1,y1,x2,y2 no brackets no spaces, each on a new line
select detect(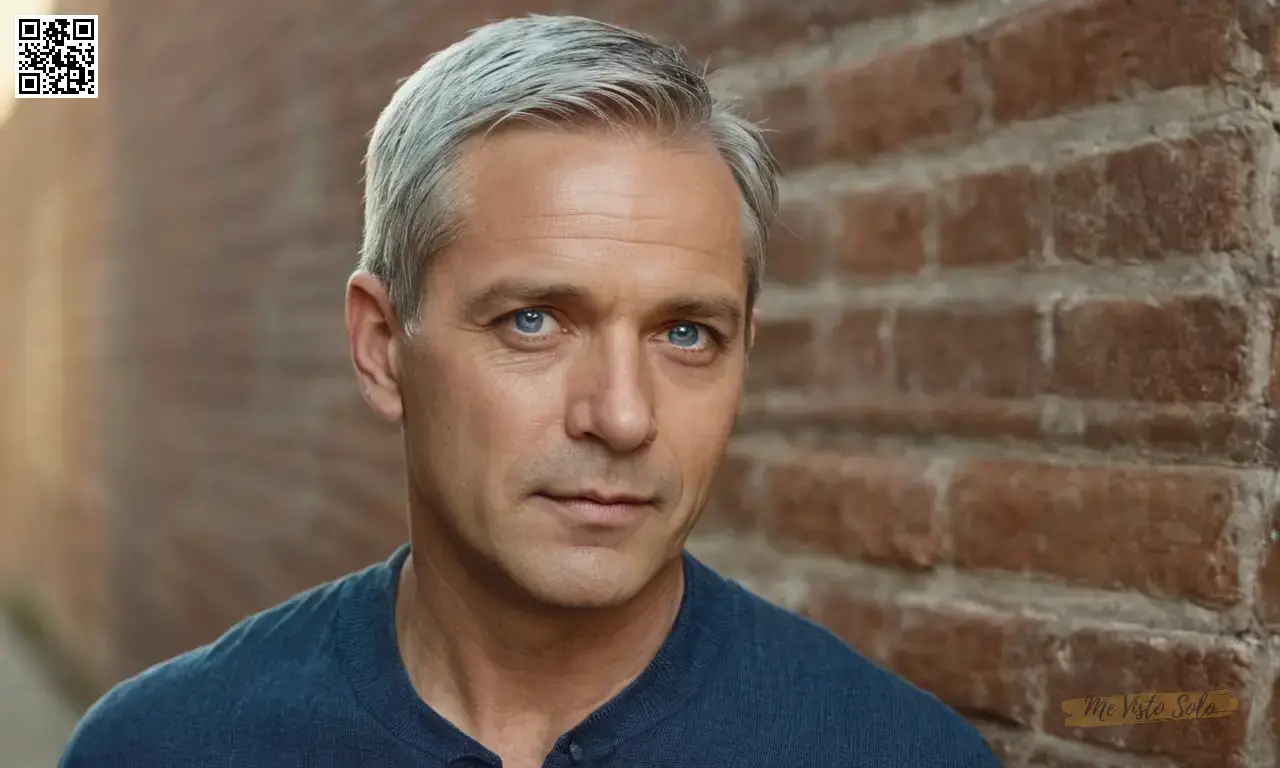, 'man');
61,14,1001,768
